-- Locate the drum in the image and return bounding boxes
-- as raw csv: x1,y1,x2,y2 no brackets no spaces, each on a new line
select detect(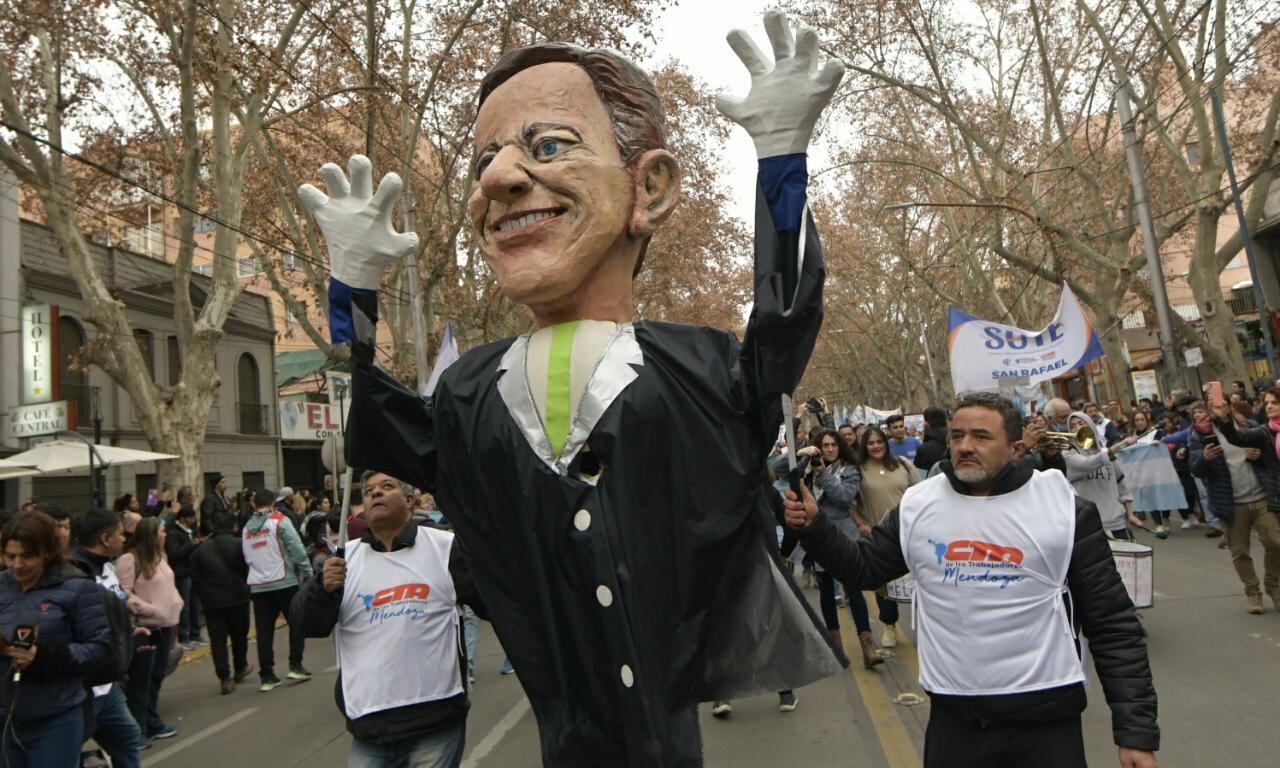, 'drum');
1108,539,1154,608
886,573,916,603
